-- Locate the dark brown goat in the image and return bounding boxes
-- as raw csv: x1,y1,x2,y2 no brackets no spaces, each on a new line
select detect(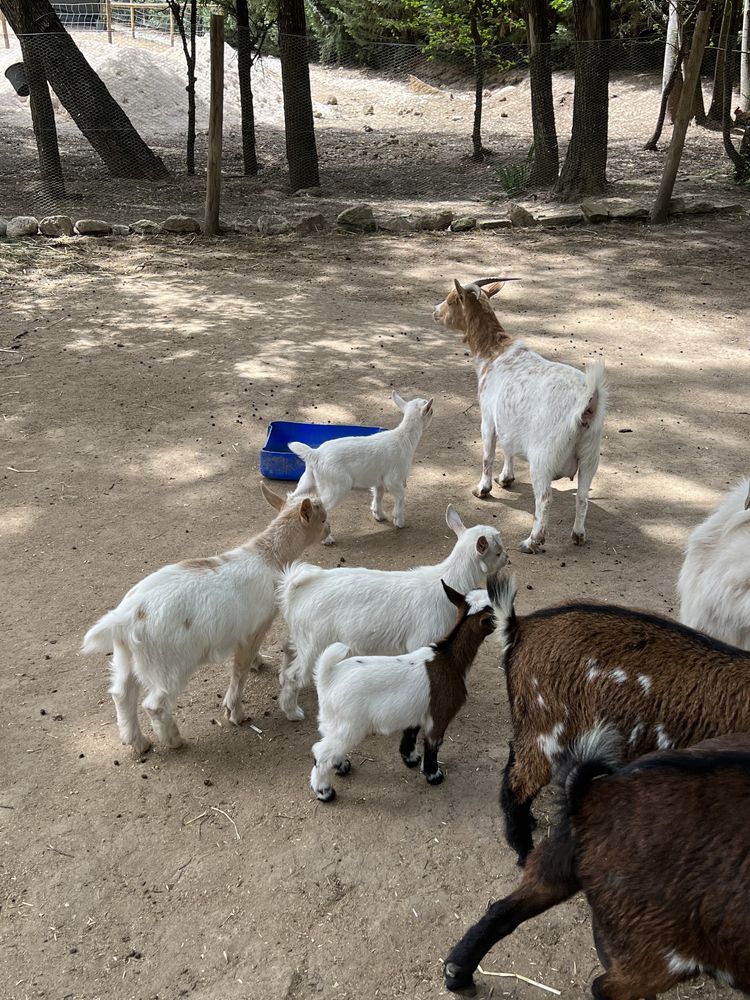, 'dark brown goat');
444,733,750,999
488,573,750,863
